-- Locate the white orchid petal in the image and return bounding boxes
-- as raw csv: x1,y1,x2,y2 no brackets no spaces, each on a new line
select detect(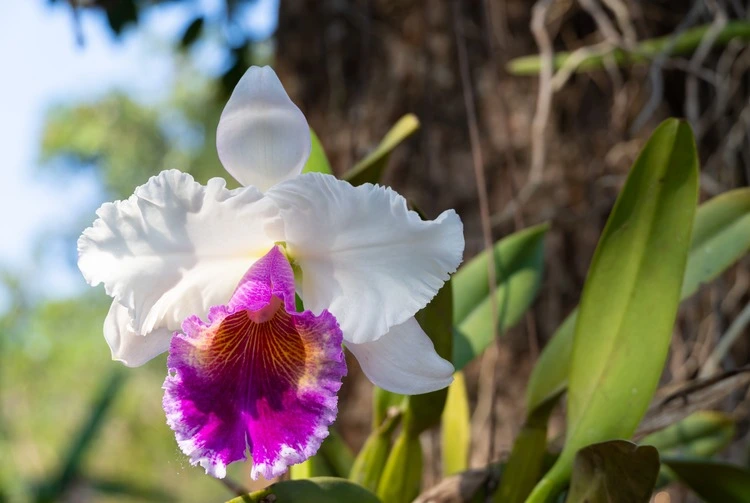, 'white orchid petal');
104,300,173,367
346,317,454,394
78,169,283,336
266,173,464,344
217,66,311,191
